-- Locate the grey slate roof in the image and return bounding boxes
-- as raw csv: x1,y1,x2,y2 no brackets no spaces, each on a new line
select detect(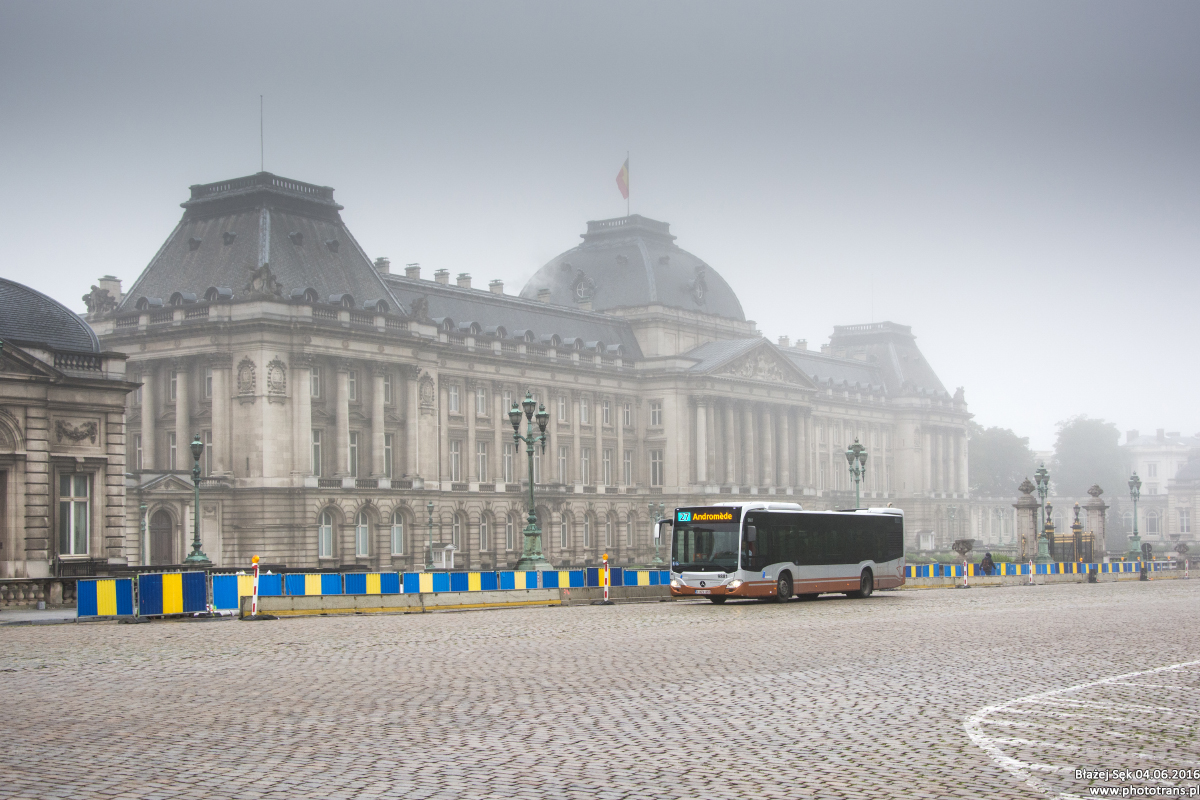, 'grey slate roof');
825,322,949,396
0,277,100,353
519,215,745,321
118,173,400,314
785,349,887,390
381,275,644,357
682,338,762,372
